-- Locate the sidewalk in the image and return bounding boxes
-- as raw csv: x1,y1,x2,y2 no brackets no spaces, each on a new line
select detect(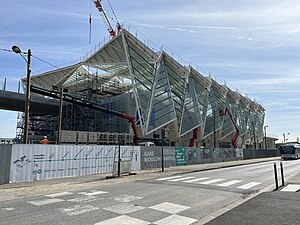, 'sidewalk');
0,157,280,202
204,171,300,225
